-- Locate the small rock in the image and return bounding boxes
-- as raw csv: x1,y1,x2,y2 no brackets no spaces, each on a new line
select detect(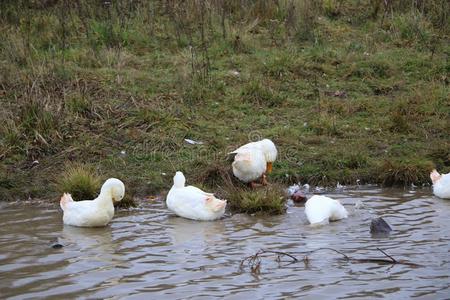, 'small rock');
51,243,64,249
370,217,392,235
291,191,307,203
